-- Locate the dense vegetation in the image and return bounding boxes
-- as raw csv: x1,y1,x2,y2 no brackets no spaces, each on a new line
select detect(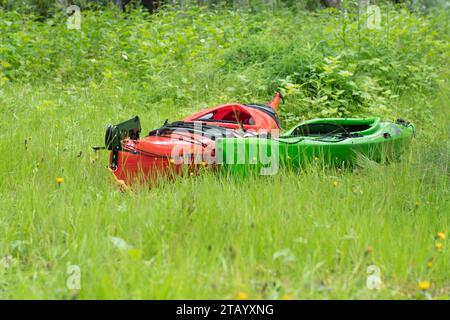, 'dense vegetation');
0,4,448,299
1,5,449,123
